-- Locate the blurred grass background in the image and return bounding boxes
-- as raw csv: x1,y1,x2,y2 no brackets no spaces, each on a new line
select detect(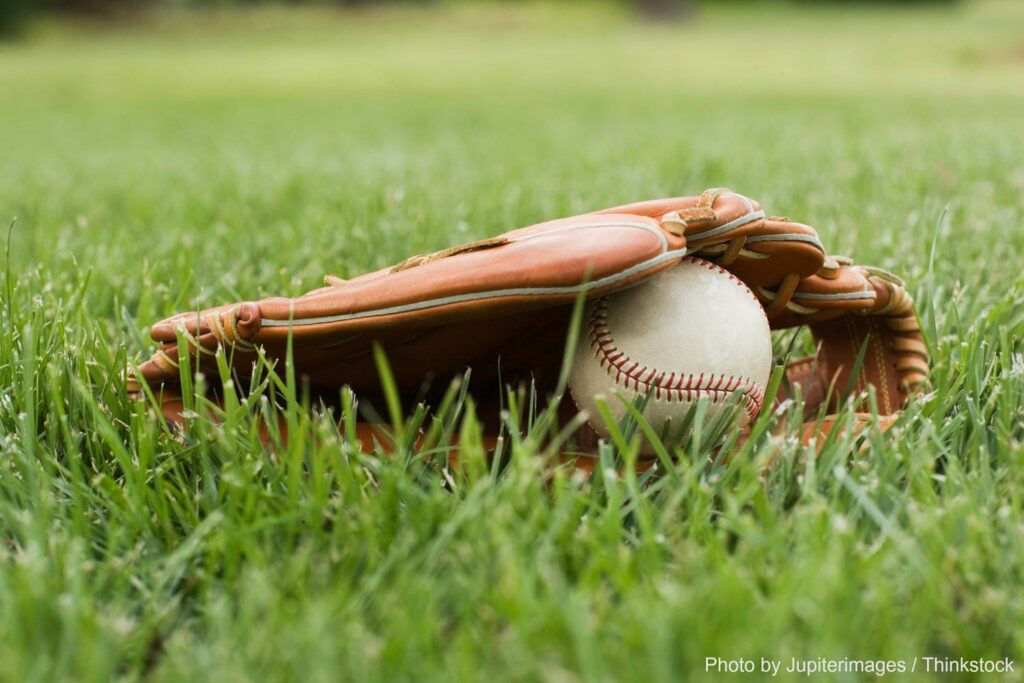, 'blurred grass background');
1,0,1023,680
2,0,1022,316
